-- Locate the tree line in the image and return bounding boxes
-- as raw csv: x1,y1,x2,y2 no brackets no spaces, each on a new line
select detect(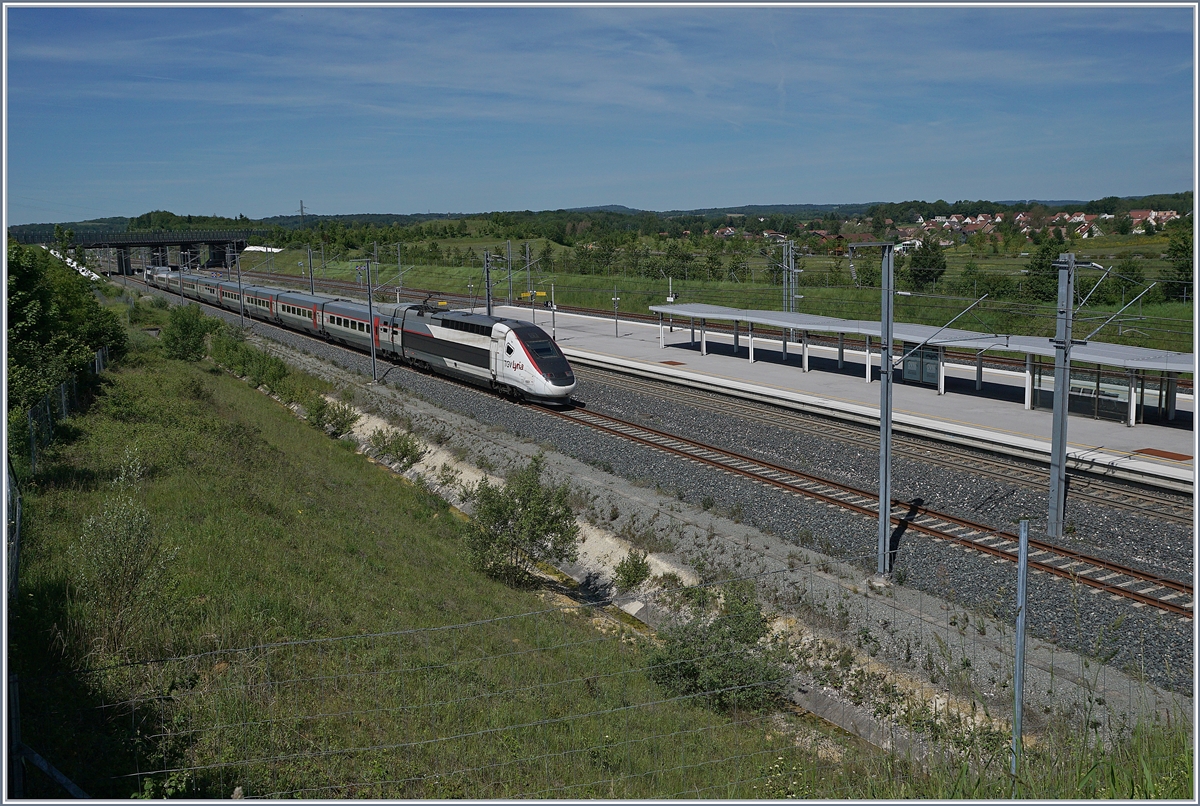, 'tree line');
6,238,127,427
